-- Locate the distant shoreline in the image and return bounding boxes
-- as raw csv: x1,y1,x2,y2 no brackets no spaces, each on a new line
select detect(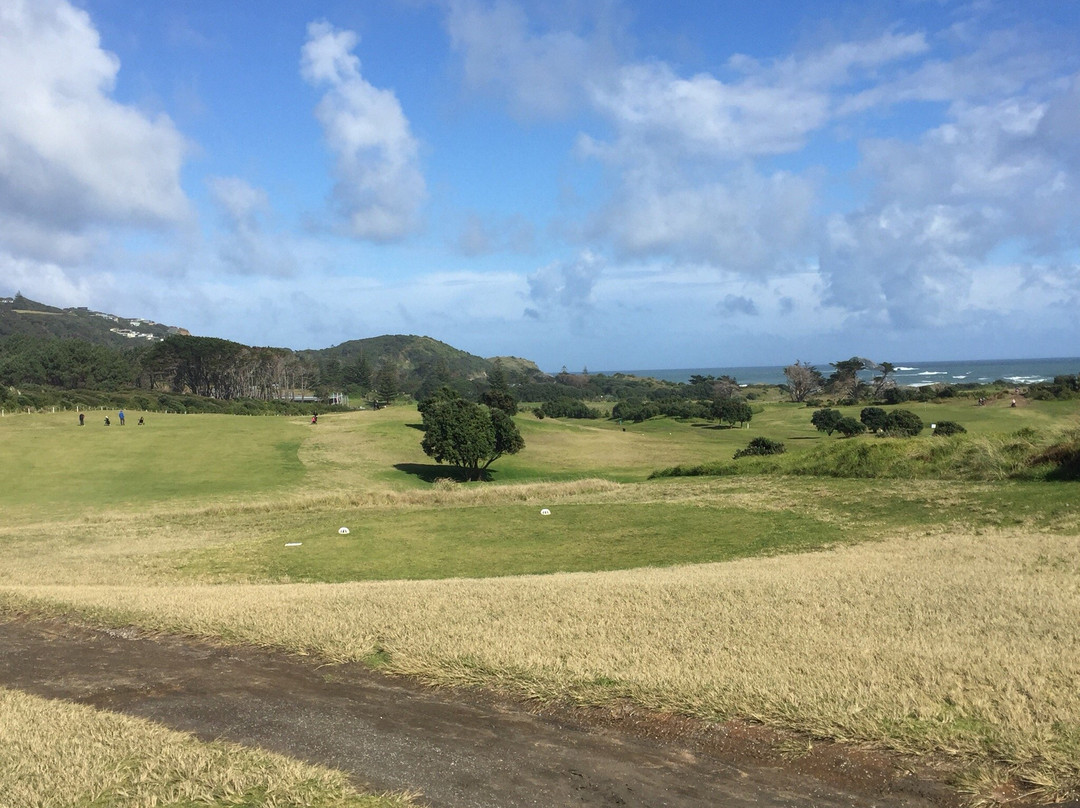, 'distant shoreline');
598,357,1080,387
